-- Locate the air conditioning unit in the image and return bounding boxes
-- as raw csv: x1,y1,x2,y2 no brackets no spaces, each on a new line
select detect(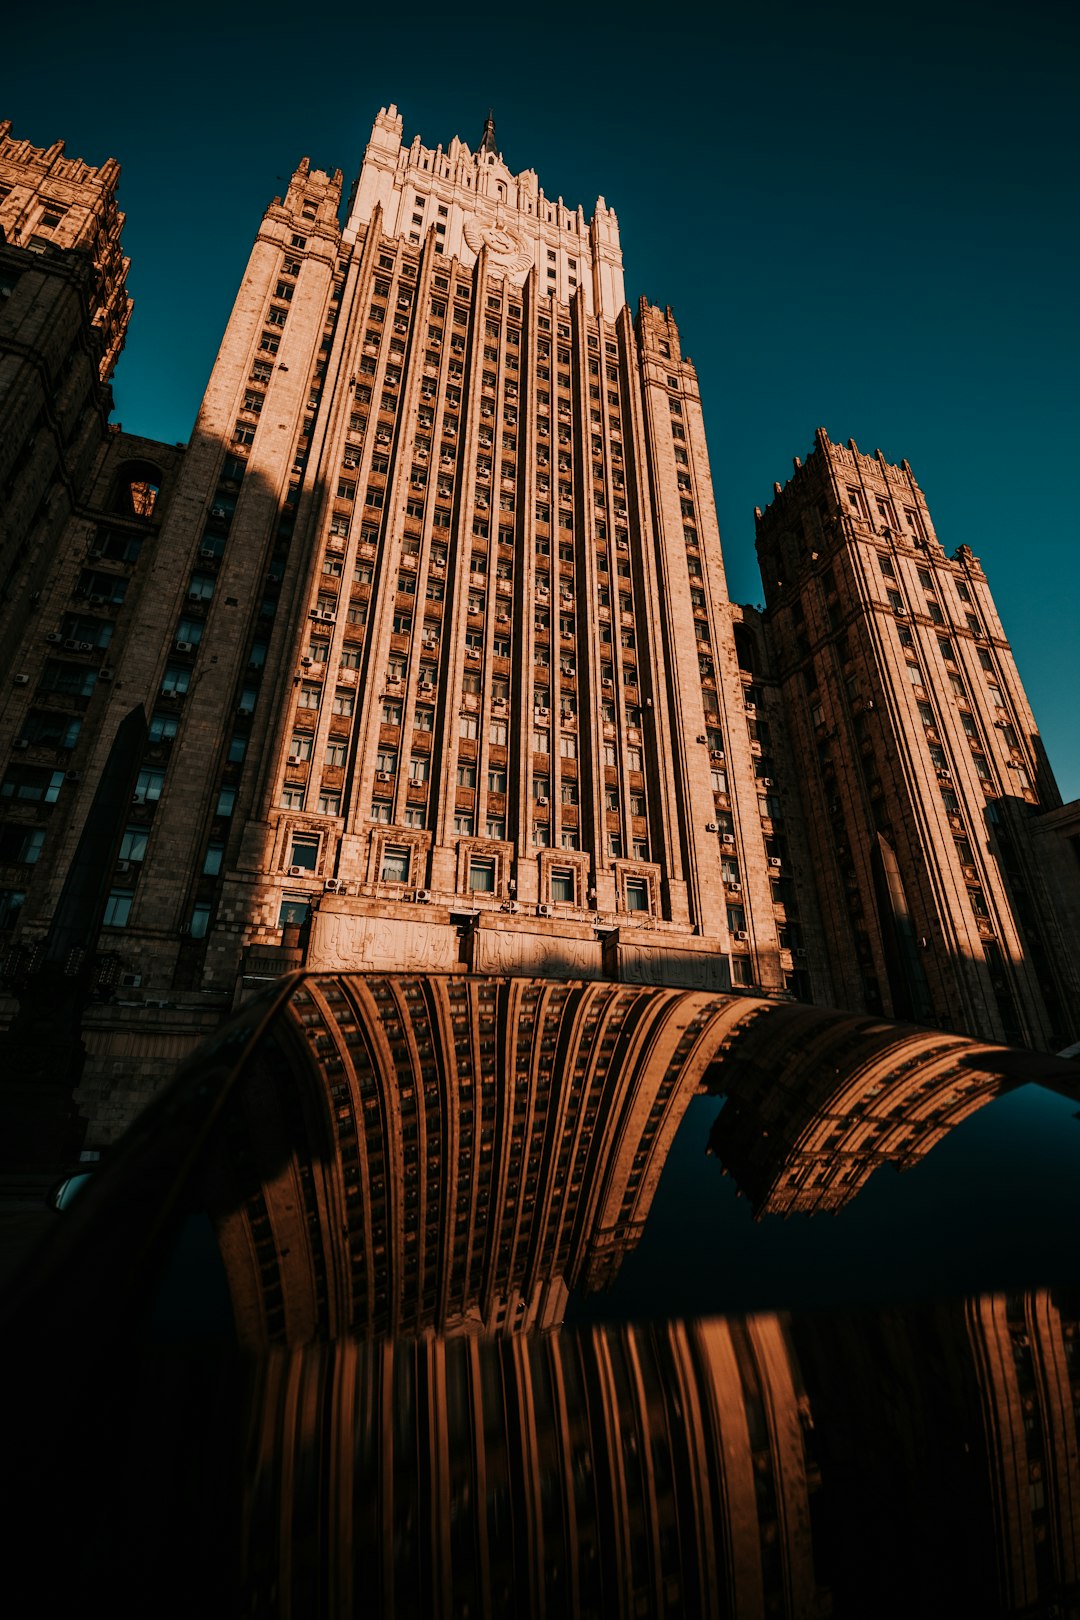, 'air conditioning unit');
536,706,549,717
415,889,432,904
120,973,142,989
77,642,94,653
116,860,131,874
722,833,735,845
710,750,724,762
795,947,807,959
187,590,203,602
309,608,321,620
537,903,554,917
376,771,391,782
761,777,774,787
65,770,82,782
98,668,114,681
14,738,29,751
324,878,343,893
89,595,106,606
200,547,218,561
705,821,718,832
728,882,742,894
288,865,305,876
769,857,782,868
13,674,30,686
467,649,481,660
321,610,336,622
733,930,749,942
895,605,907,616
64,638,79,650
88,548,103,560
300,657,313,668
175,640,193,653
45,632,62,644
745,702,756,713
132,793,146,805
288,754,303,766
500,901,519,914
536,795,549,805
210,506,228,521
